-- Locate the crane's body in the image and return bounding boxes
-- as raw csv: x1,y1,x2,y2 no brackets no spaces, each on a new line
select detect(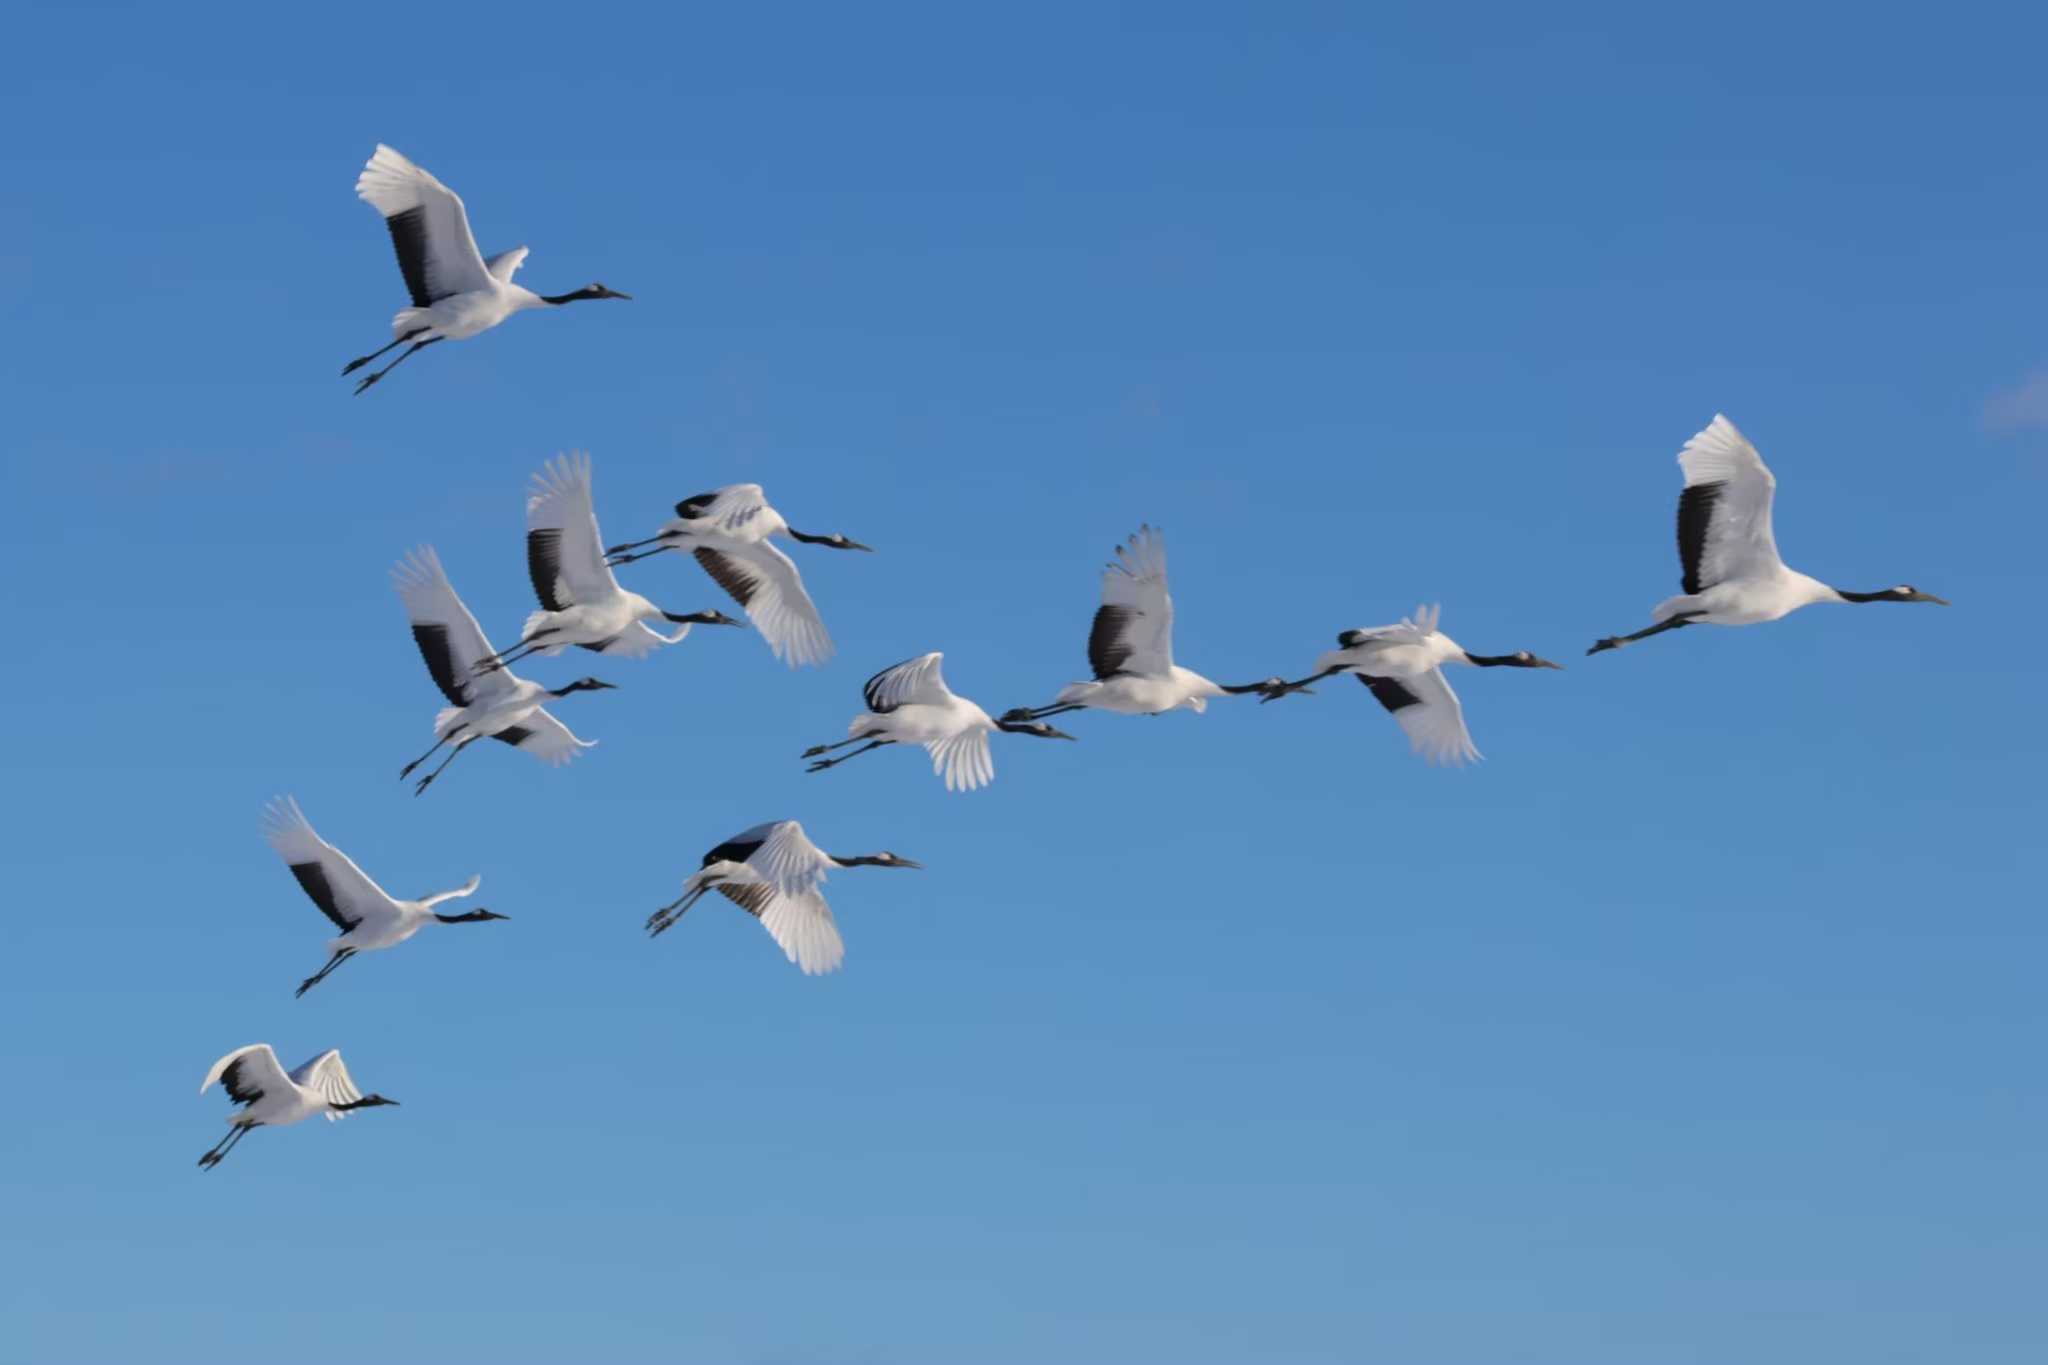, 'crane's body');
262,796,505,997
605,483,871,668
803,653,1073,791
644,820,920,975
392,547,615,794
196,1044,398,1168
344,145,628,394
1590,415,1947,654
1003,524,1280,725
